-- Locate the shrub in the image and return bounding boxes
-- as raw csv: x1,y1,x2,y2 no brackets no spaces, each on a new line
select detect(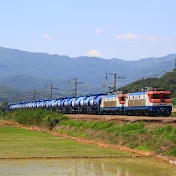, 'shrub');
152,125,176,141
14,109,68,129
